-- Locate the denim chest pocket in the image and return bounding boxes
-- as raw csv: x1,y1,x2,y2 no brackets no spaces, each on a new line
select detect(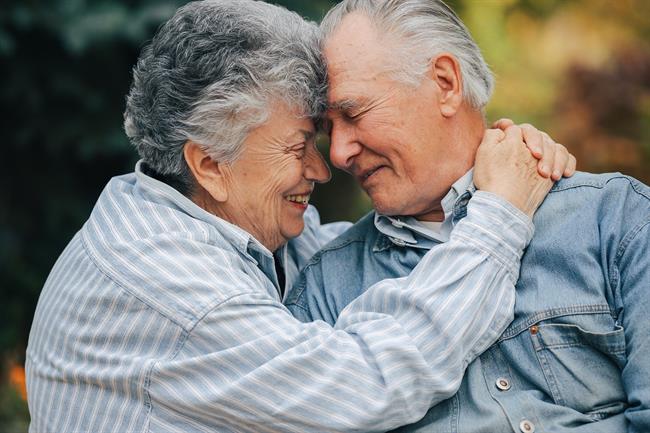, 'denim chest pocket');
530,316,627,418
